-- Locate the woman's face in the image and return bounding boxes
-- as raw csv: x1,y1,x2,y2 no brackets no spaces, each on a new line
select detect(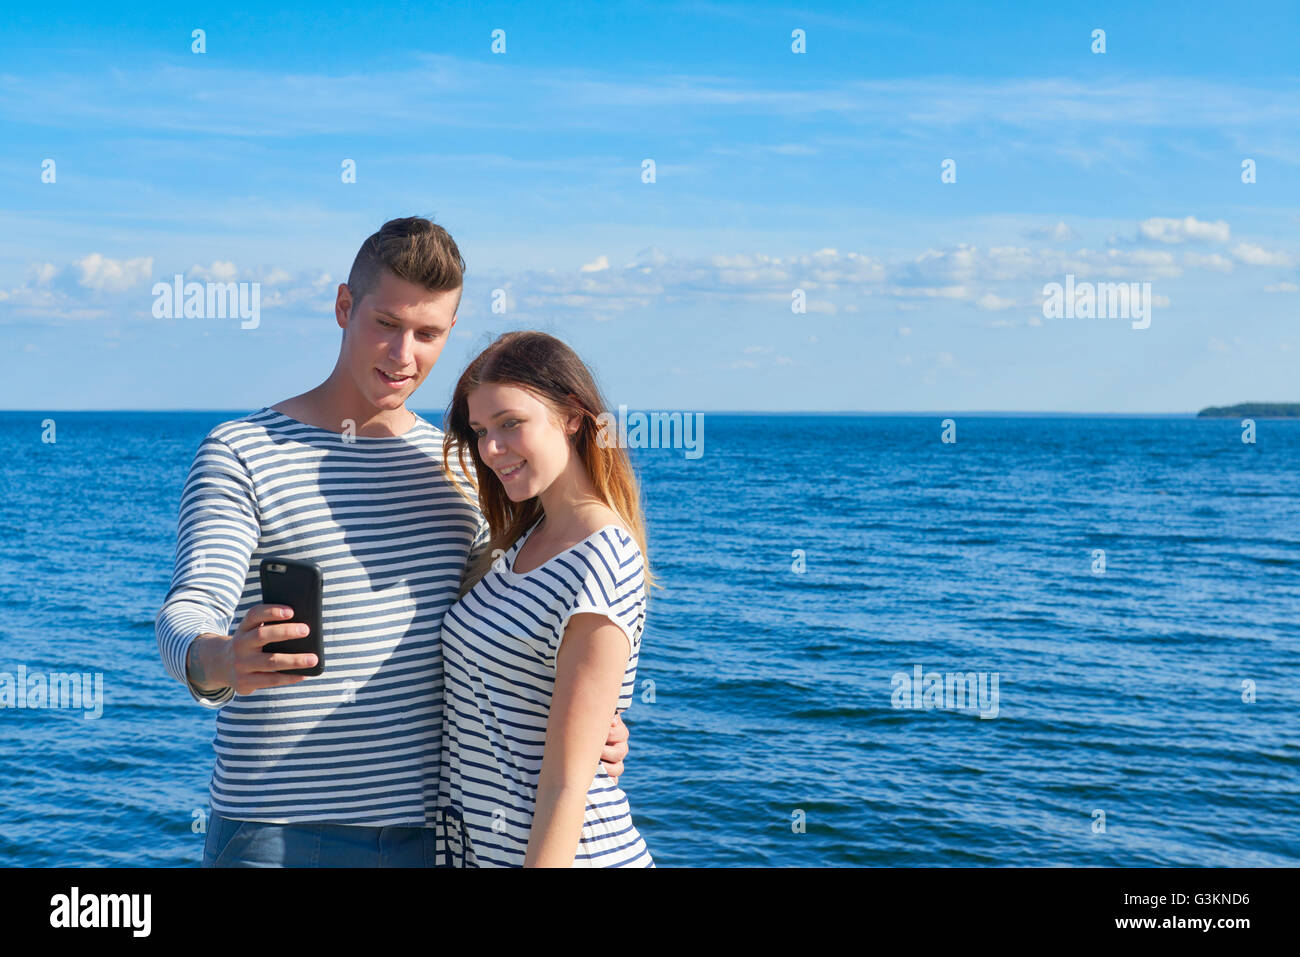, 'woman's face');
468,383,577,502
